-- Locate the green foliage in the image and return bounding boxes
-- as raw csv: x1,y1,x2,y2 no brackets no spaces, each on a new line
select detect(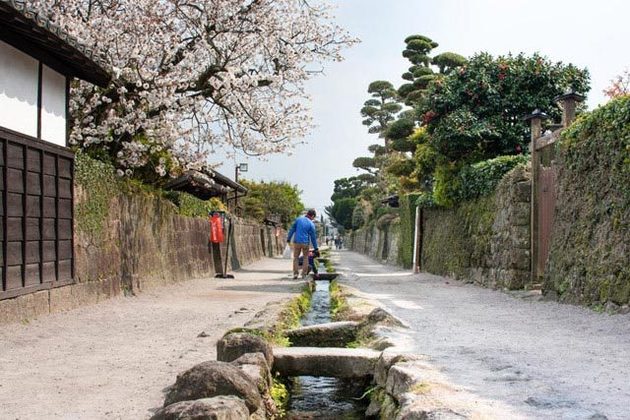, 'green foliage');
432,163,462,207
385,118,415,141
424,155,528,208
240,180,304,228
326,197,357,230
457,155,529,201
351,199,370,229
164,192,227,218
270,376,289,417
421,52,590,163
361,80,402,135
74,151,120,237
368,144,387,156
432,52,467,74
431,108,502,162
415,192,436,208
397,193,422,268
385,157,415,177
421,195,496,279
544,95,630,304
352,156,378,174
398,34,465,106
330,280,350,320
331,176,375,201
